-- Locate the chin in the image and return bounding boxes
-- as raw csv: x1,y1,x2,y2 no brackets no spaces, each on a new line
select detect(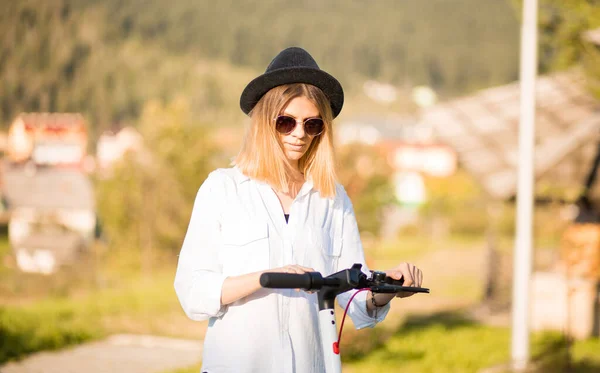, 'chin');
285,151,305,162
